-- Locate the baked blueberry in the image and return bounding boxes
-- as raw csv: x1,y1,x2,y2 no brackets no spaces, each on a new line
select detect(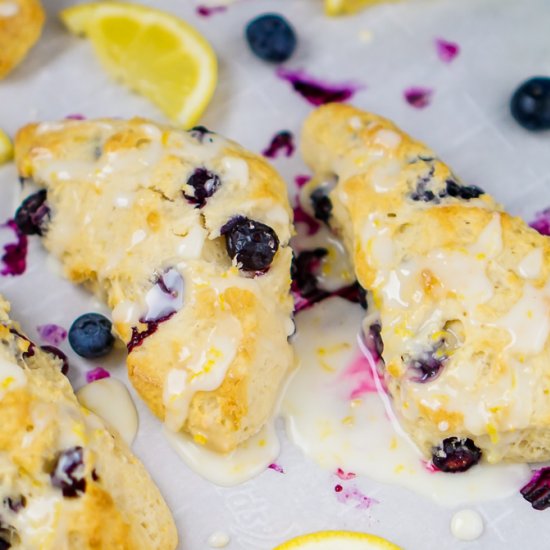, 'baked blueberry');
14,190,50,236
521,467,550,510
245,14,297,63
50,447,86,498
68,313,114,359
183,168,221,208
3,496,25,513
432,437,482,473
40,345,69,375
188,125,212,143
510,77,550,131
310,187,333,223
222,216,279,272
